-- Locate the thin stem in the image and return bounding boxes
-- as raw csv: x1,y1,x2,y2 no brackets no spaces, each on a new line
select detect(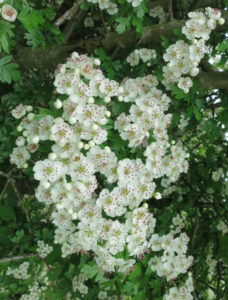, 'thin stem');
0,253,38,263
